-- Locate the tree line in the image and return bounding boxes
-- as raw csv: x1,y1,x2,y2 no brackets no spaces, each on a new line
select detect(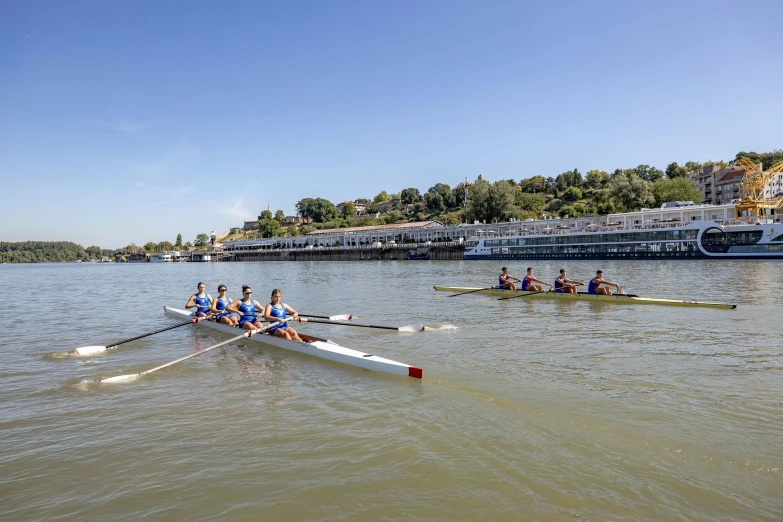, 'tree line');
246,149,780,238
0,242,114,263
